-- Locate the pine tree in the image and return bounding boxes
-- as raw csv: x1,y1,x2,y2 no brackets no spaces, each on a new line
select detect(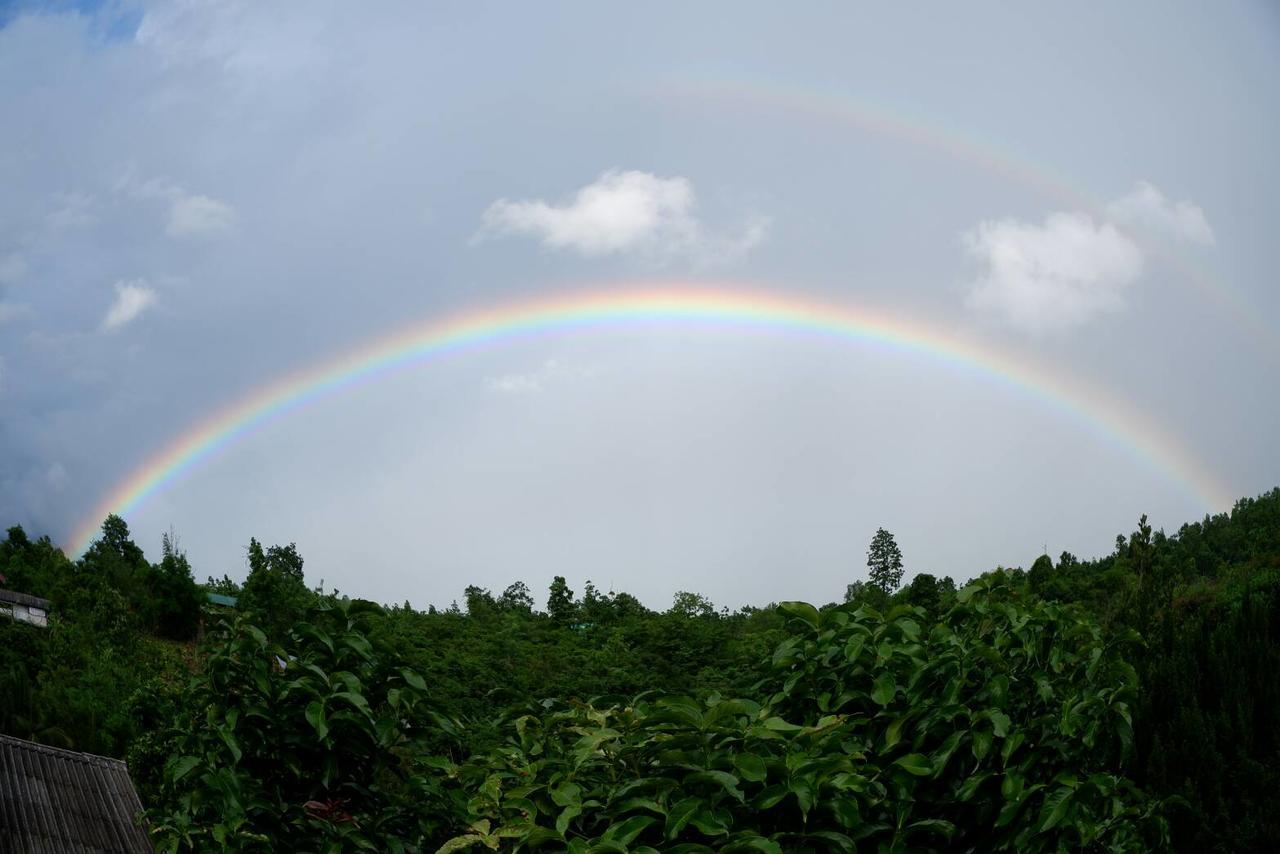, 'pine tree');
866,528,904,594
